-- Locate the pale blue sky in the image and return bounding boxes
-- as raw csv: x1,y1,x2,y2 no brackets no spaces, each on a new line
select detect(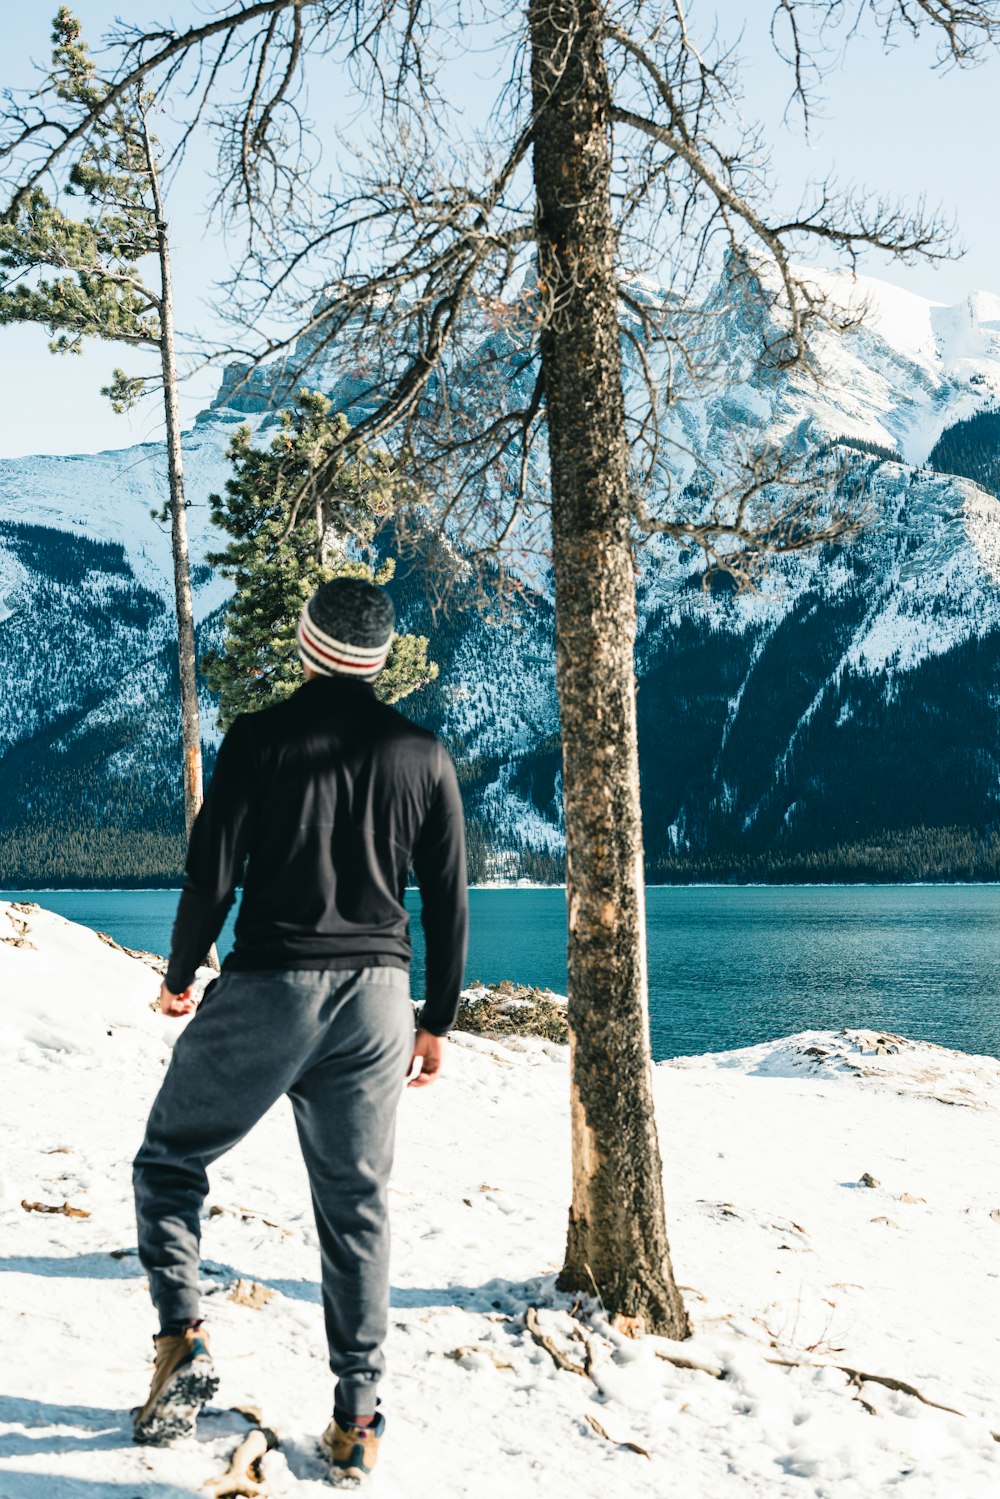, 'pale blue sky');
2,0,997,458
